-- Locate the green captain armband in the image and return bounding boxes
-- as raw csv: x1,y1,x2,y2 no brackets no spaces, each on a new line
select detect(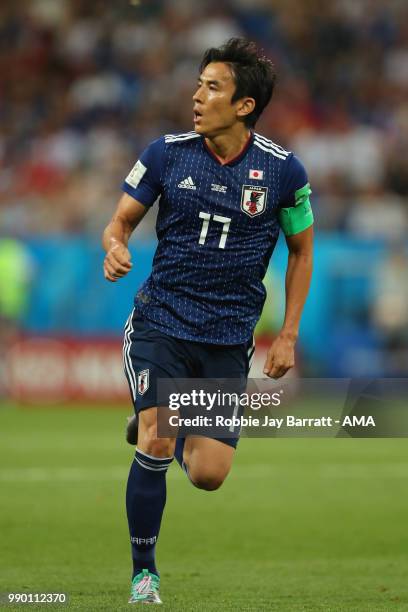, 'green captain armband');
278,183,314,236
